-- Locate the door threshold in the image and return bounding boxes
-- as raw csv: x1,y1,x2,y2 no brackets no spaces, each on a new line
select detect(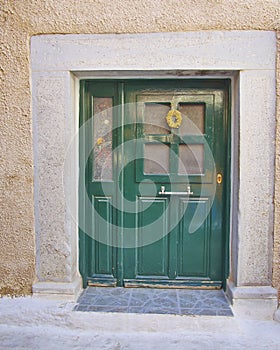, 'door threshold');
123,278,222,289
87,277,117,287
74,287,233,316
